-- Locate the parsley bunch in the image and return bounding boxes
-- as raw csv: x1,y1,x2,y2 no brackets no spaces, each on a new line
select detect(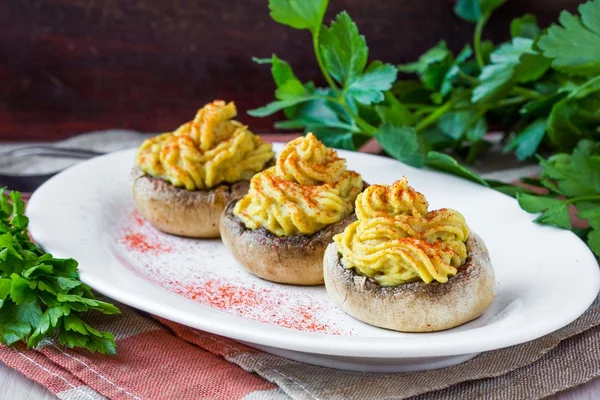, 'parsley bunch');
396,0,600,163
249,0,485,184
0,189,119,354
251,0,600,258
